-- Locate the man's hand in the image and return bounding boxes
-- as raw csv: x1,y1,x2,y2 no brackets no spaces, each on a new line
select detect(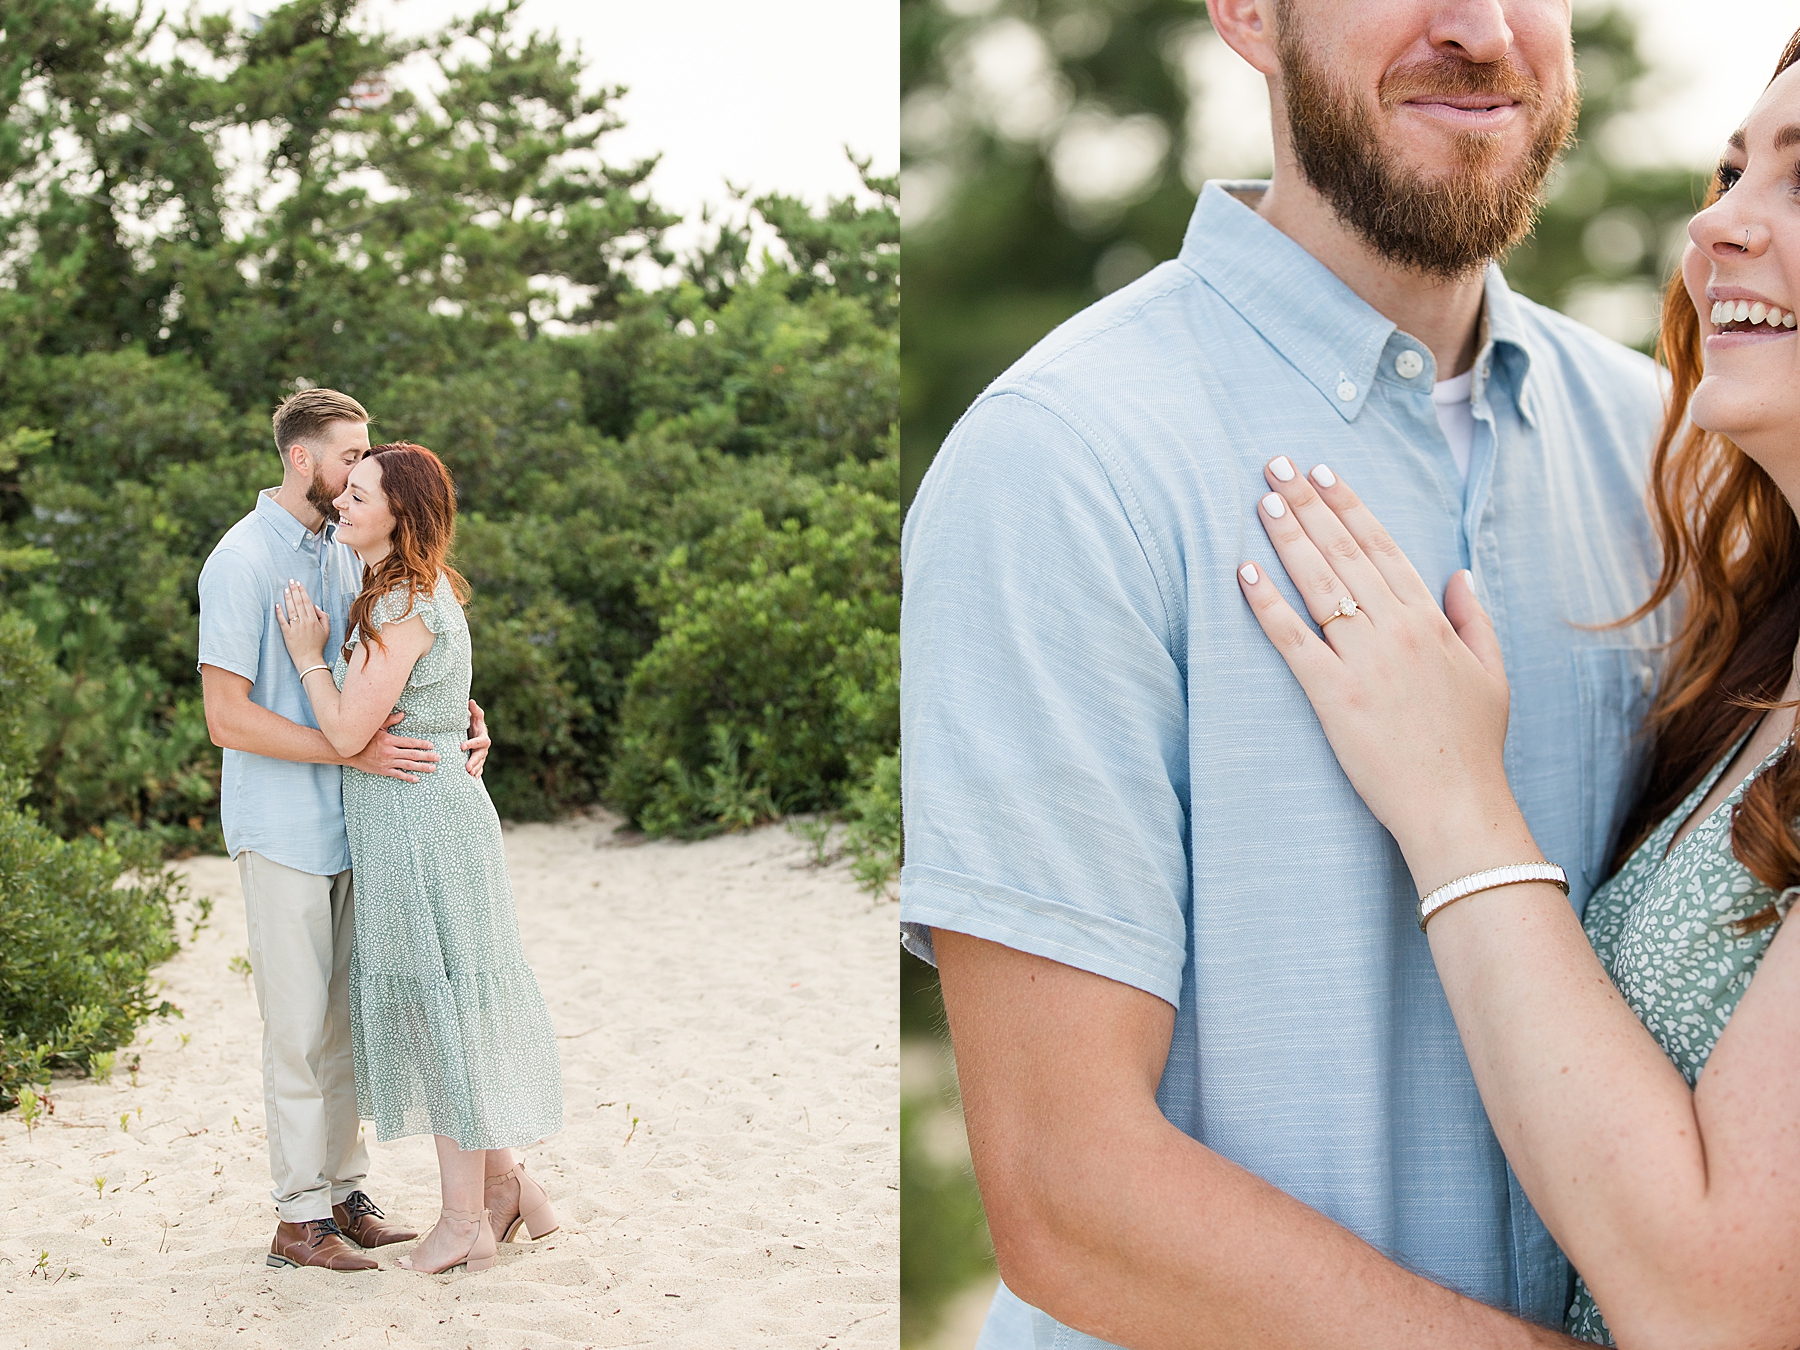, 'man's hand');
462,698,491,778
347,711,441,782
